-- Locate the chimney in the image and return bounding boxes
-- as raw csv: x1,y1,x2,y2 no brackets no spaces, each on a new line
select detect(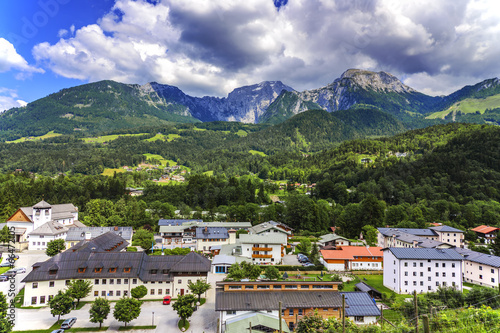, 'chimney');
114,226,119,231
85,232,92,240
